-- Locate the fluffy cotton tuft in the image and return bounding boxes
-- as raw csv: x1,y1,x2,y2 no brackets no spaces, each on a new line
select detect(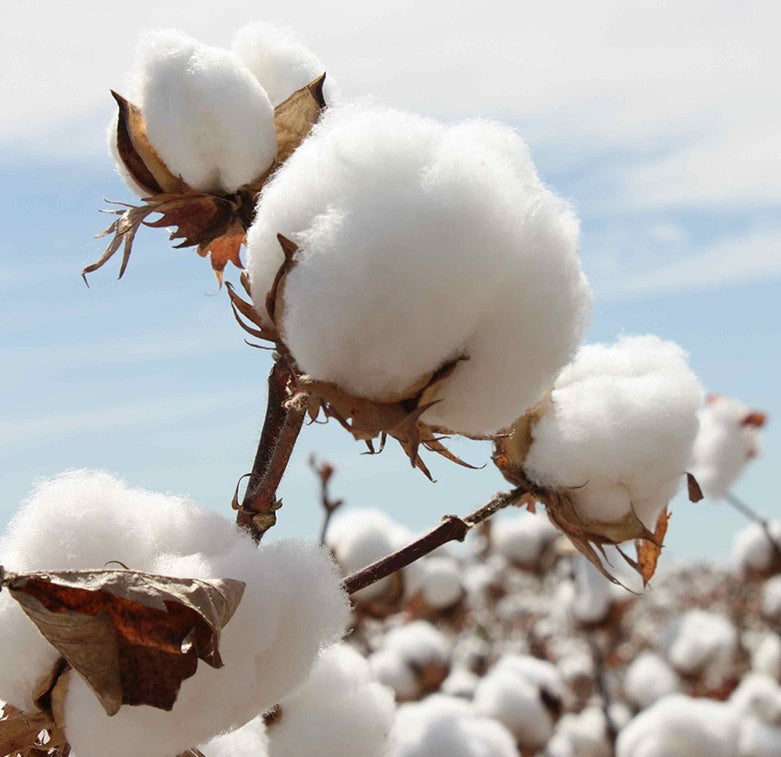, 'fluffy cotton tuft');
266,644,394,757
197,717,269,757
124,29,277,193
0,471,349,757
547,707,611,757
730,520,781,575
662,609,738,679
490,512,560,570
407,556,464,610
689,394,765,499
522,335,703,530
389,695,519,757
232,22,338,106
246,103,590,435
624,651,680,709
